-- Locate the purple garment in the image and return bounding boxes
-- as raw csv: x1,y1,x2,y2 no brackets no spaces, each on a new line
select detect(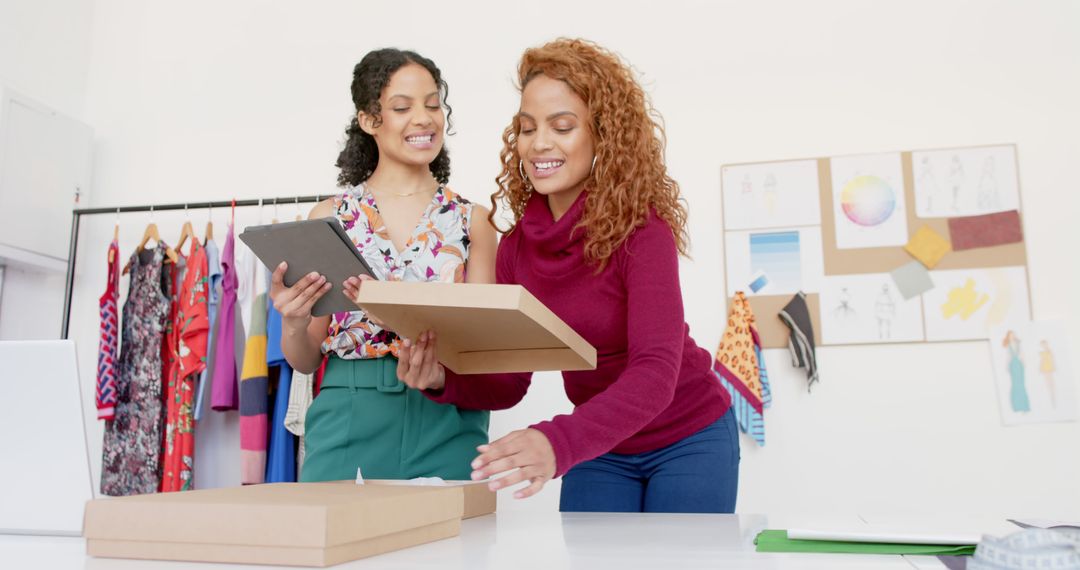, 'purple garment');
210,227,239,411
